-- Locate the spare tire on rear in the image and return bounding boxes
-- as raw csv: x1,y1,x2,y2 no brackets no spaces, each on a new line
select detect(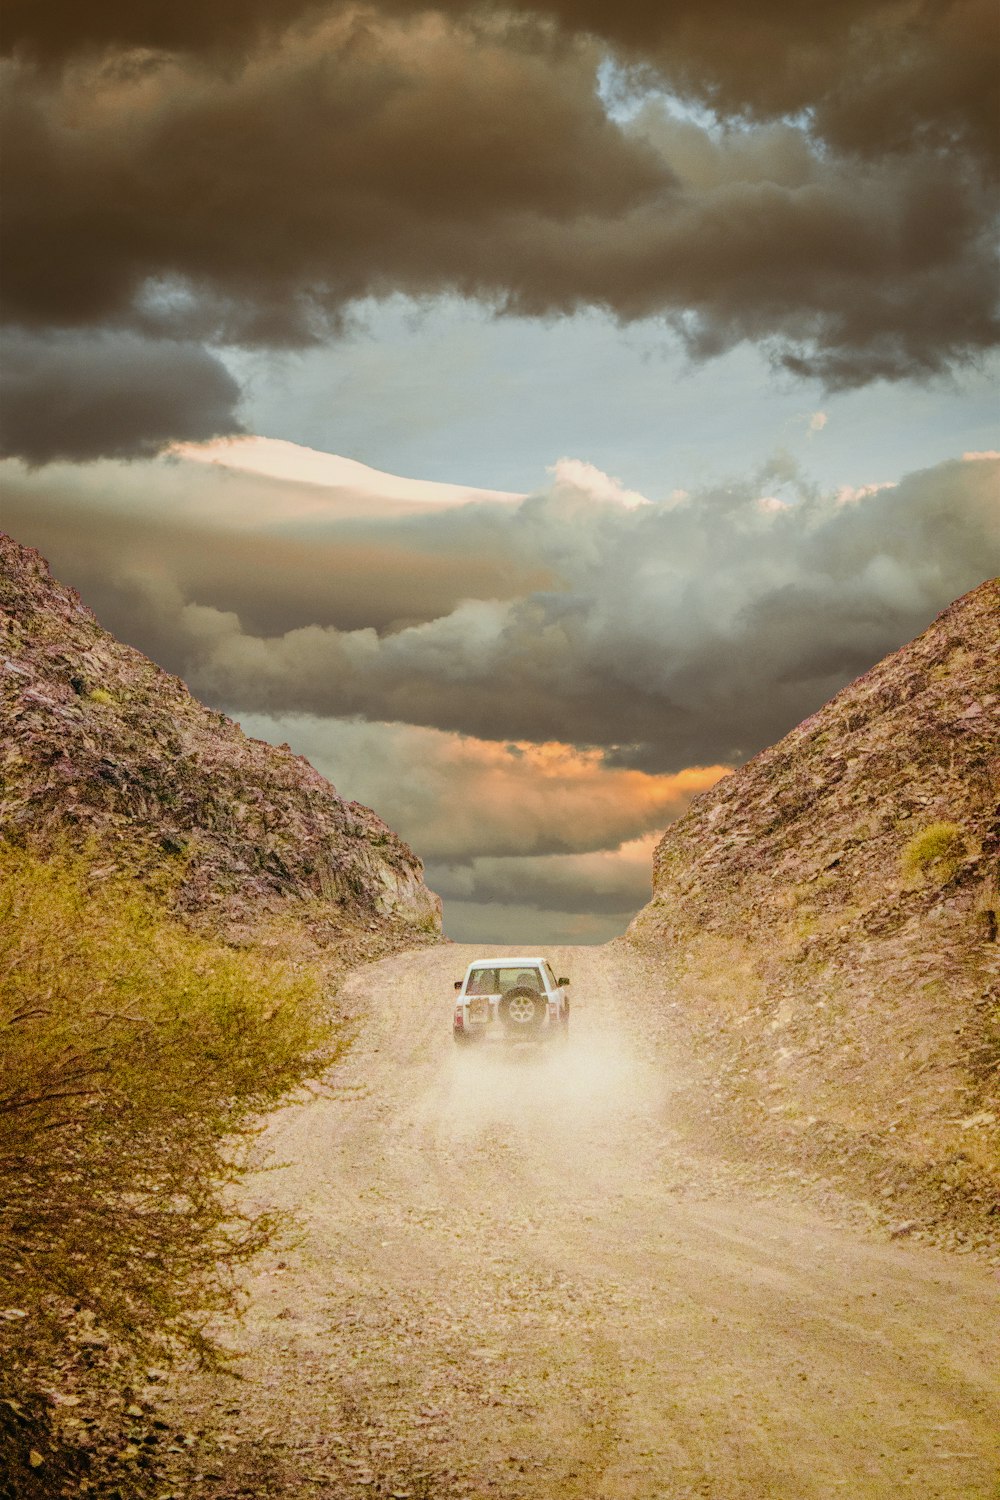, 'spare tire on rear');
498,986,546,1036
